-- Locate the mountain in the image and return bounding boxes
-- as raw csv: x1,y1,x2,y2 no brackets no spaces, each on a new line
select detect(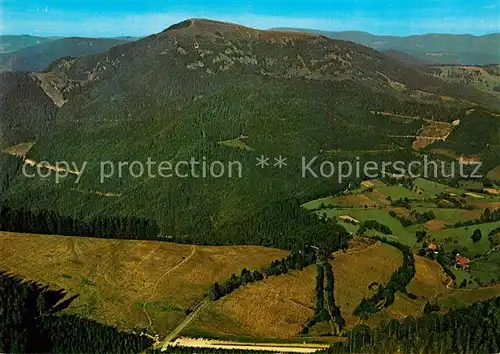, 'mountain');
423,64,500,97
0,37,136,72
1,19,499,247
0,35,58,53
271,29,500,65
382,50,434,67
